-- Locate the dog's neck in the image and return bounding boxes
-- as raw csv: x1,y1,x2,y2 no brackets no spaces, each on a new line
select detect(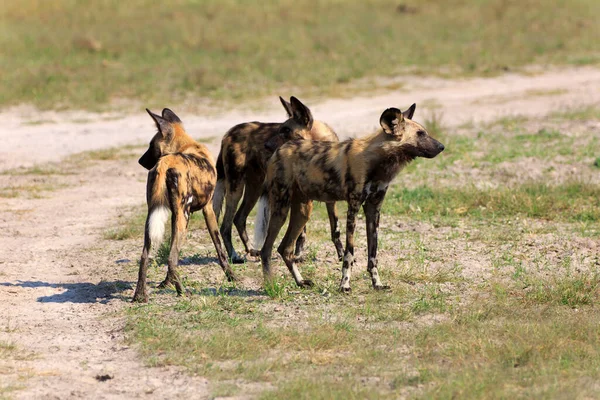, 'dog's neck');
360,129,416,184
